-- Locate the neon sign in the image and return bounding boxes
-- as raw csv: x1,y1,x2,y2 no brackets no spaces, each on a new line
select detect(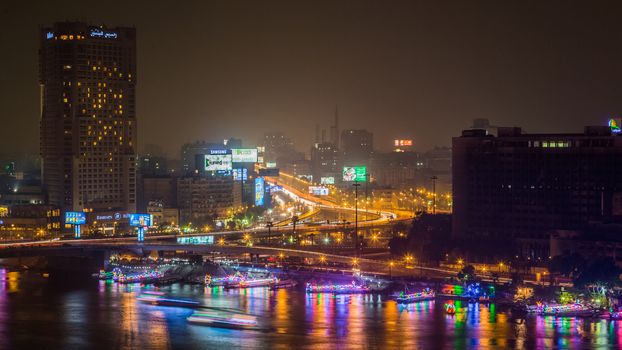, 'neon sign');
46,32,54,39
90,28,118,39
